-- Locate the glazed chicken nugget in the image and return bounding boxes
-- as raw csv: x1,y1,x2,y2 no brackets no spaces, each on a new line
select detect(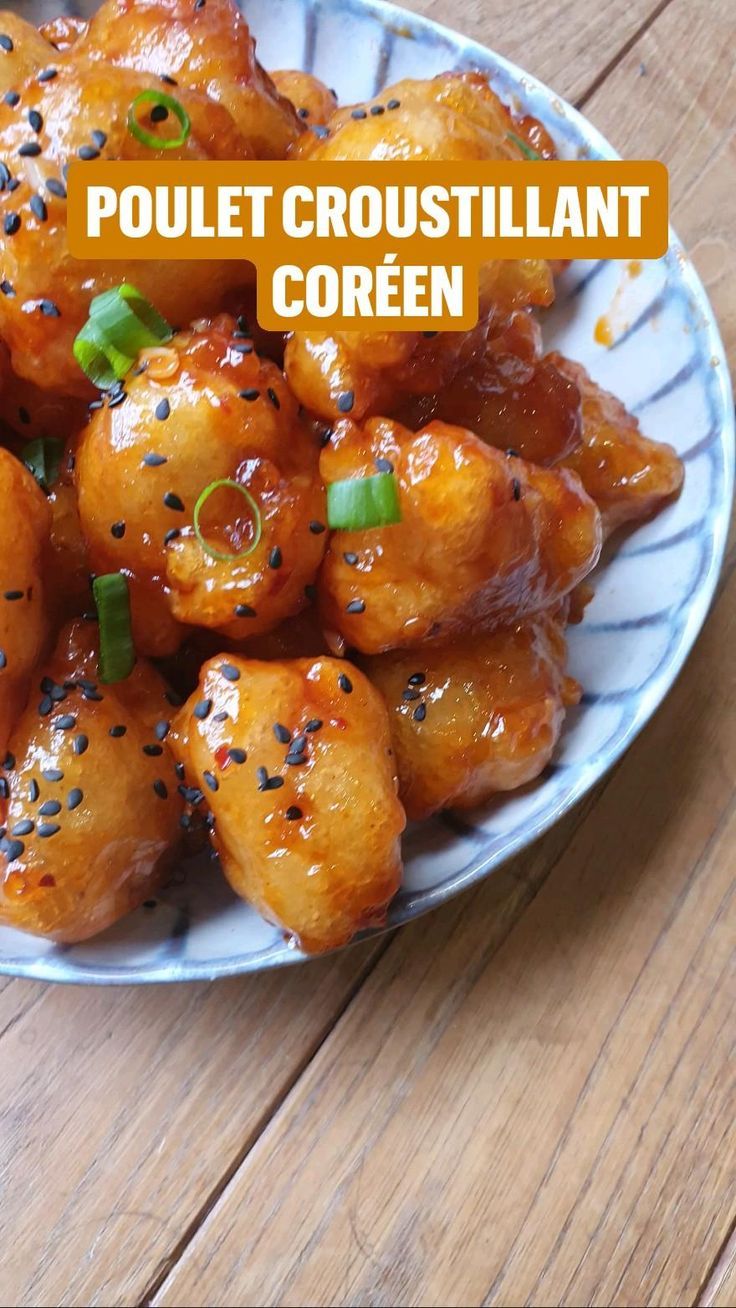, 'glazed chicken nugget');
84,0,302,157
364,610,579,820
551,354,684,534
271,70,337,126
0,448,50,756
0,59,253,396
0,12,54,94
171,655,405,953
0,620,184,942
318,417,602,654
76,317,327,657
